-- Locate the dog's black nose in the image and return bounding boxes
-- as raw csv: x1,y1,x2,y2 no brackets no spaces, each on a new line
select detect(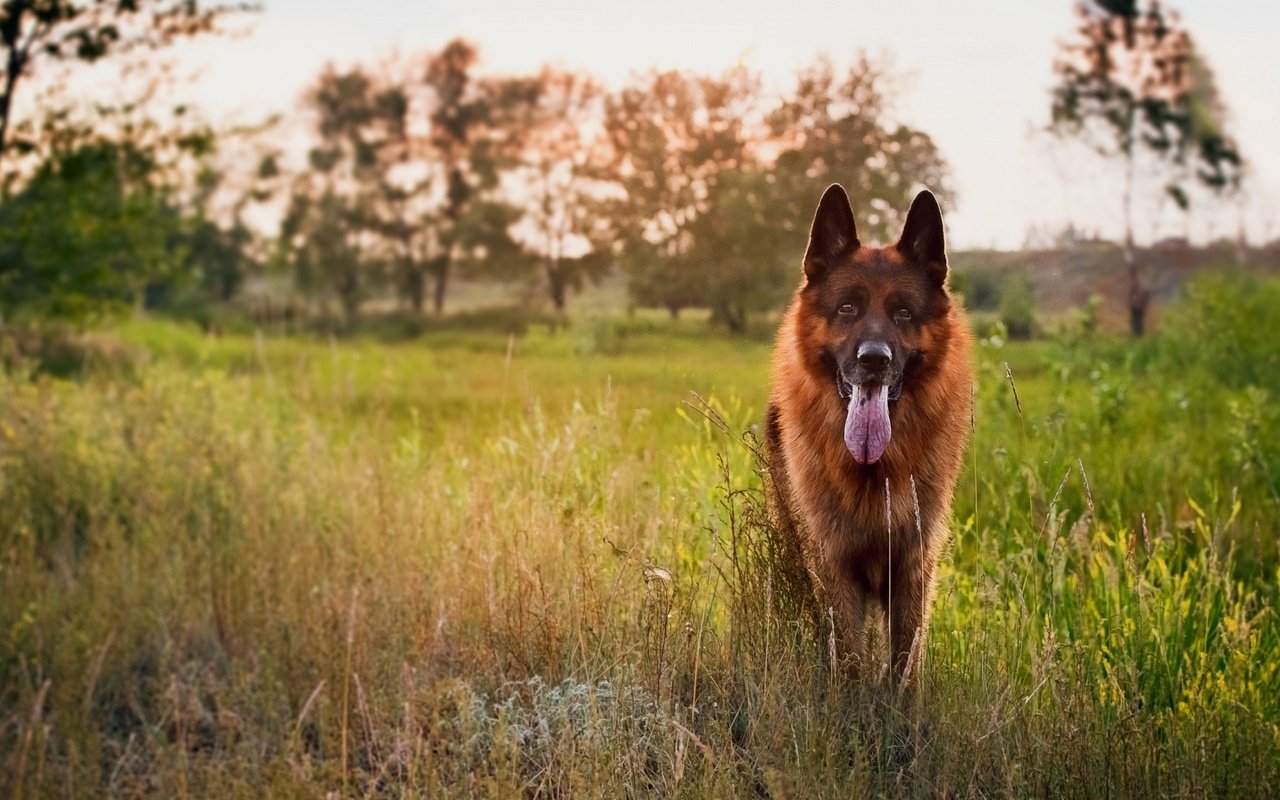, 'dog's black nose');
857,341,892,370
